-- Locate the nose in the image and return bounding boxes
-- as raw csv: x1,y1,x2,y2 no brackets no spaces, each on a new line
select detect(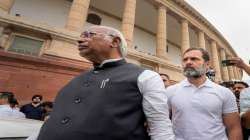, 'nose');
77,37,87,45
186,58,193,64
77,40,83,44
184,58,193,66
